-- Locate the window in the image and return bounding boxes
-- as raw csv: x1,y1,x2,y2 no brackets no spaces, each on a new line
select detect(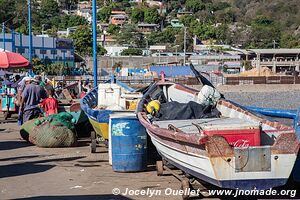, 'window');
51,50,57,54
17,48,25,53
40,49,47,54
